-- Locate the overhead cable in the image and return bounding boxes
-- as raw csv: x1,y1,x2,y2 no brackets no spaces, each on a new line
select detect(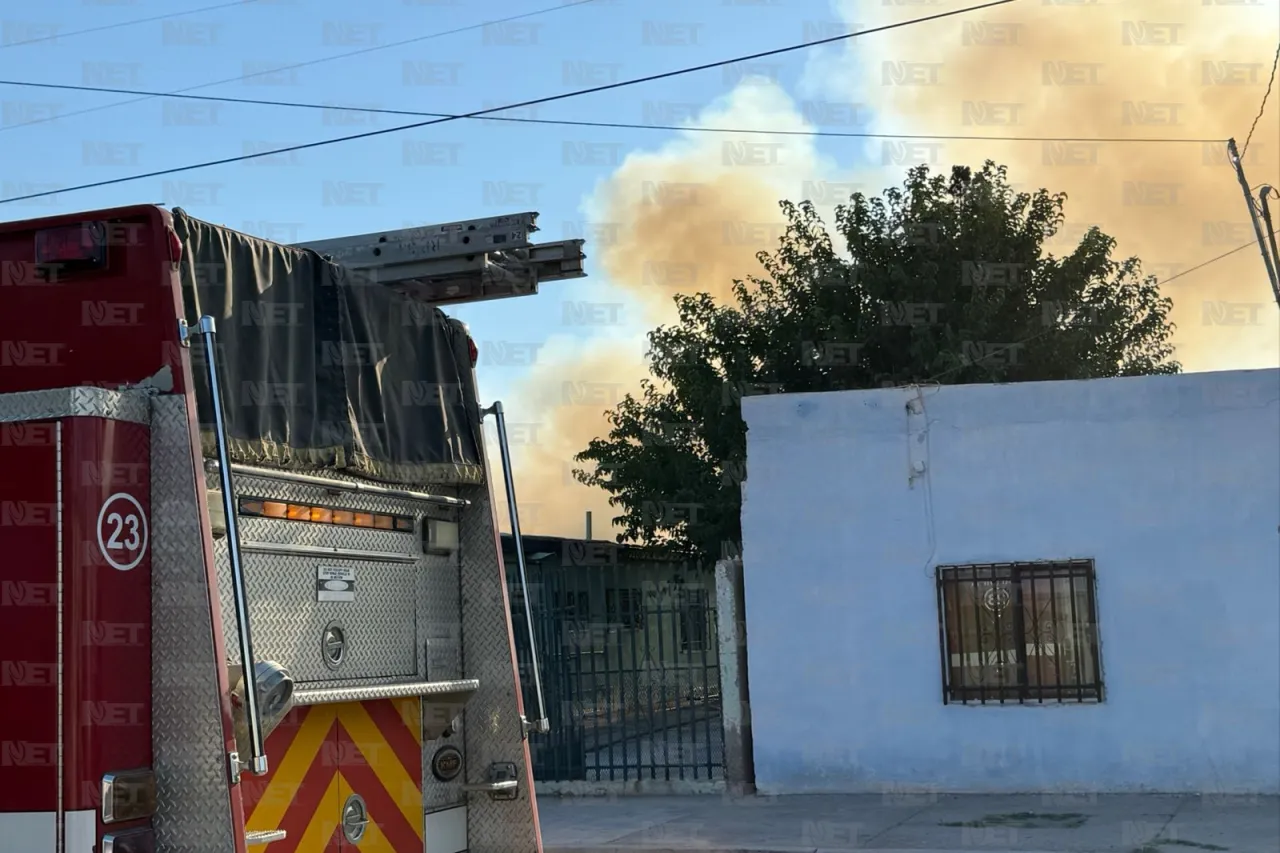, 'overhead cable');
0,0,606,133
0,78,1226,145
